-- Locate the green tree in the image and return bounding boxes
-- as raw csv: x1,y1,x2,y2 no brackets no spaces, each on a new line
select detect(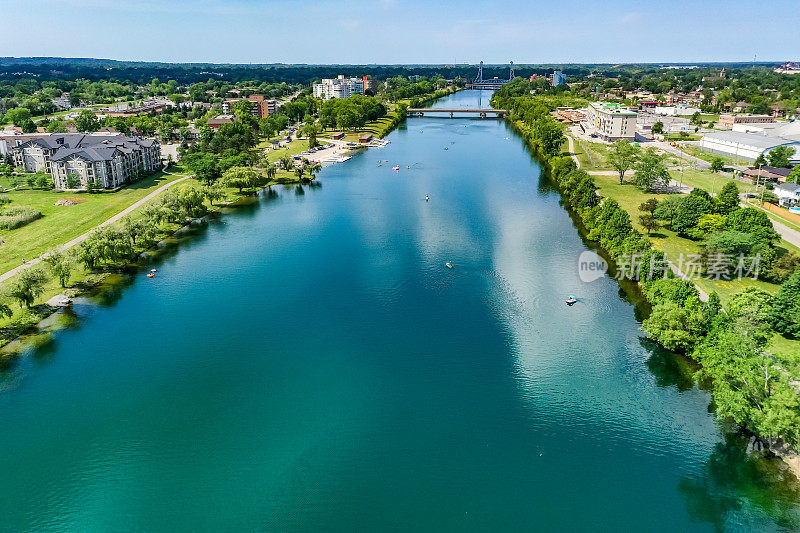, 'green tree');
672,189,714,237
75,109,101,132
726,287,775,346
639,213,659,234
606,139,640,184
754,153,768,168
0,298,12,319
767,145,796,168
202,182,225,206
221,166,258,192
7,267,48,308
651,121,664,136
715,181,739,214
632,147,670,192
532,118,564,159
44,251,73,288
642,299,706,352
4,107,32,127
769,271,800,337
653,195,683,227
639,198,659,214
788,166,800,183
709,157,725,173
65,173,82,189
689,213,726,239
